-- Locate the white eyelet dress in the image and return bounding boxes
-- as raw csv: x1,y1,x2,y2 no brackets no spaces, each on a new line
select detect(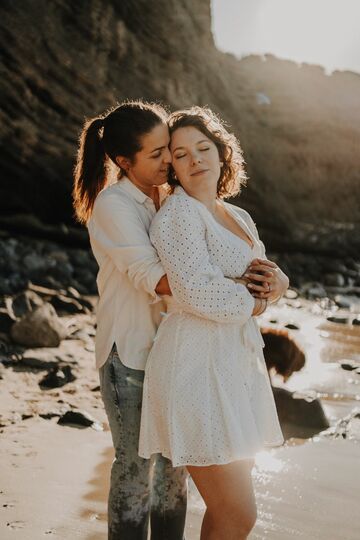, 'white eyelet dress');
138,187,284,467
